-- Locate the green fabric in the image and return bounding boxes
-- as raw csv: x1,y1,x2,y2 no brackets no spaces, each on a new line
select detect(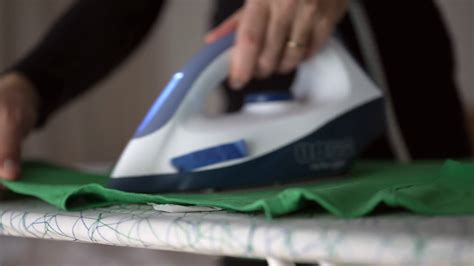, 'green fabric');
1,160,473,218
